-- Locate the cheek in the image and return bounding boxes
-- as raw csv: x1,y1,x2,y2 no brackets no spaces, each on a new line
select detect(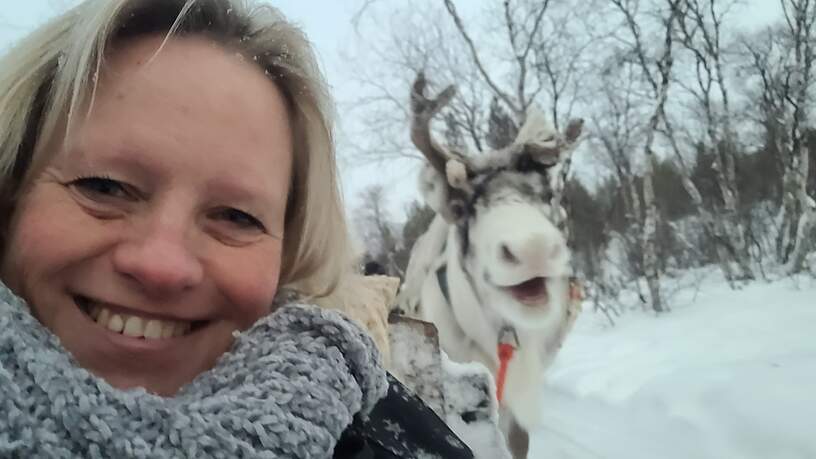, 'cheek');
2,192,85,288
468,223,490,262
209,242,283,326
